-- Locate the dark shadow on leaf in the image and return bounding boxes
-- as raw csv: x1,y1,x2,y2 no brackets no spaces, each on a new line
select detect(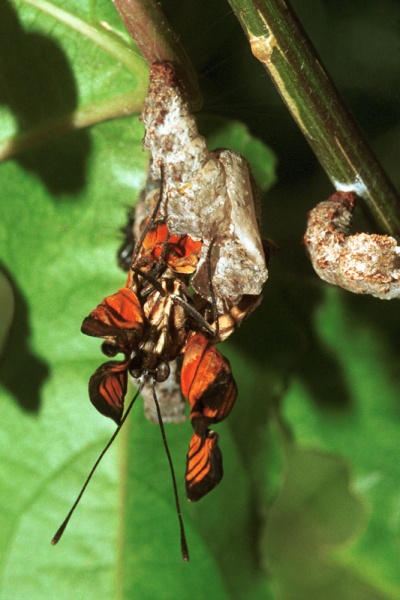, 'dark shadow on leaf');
231,273,353,412
223,279,299,571
342,290,400,411
343,290,400,355
0,265,49,412
290,283,353,412
0,0,91,196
